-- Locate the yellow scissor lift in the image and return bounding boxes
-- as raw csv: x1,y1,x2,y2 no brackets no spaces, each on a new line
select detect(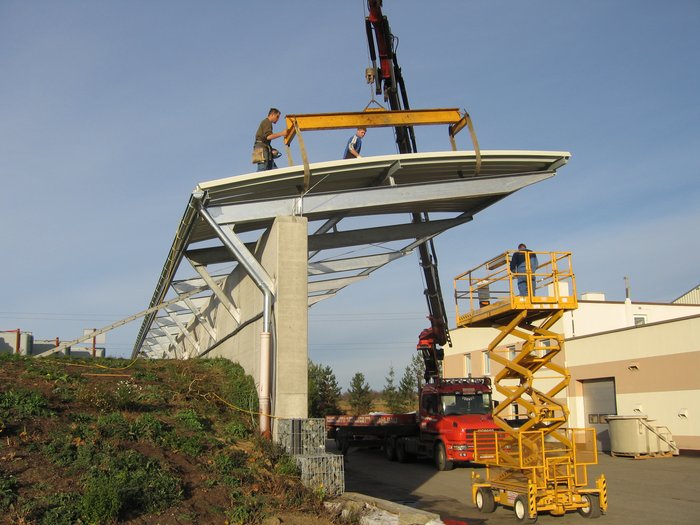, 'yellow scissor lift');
454,251,607,522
